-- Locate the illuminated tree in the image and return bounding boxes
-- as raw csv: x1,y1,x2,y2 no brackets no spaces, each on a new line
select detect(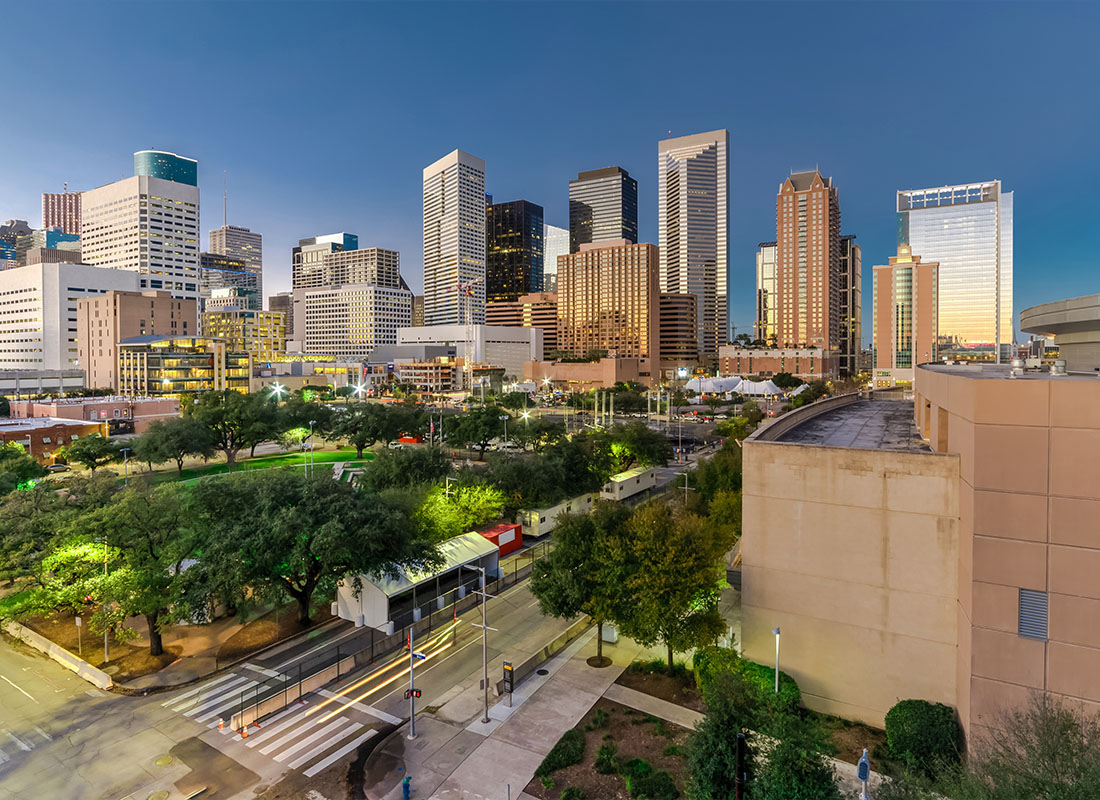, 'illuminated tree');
66,433,122,472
